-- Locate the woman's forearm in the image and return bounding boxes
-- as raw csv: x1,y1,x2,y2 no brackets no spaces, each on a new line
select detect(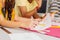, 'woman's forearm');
19,6,37,18
22,8,37,18
14,16,31,22
32,9,40,19
0,14,31,28
33,13,40,19
0,19,30,28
